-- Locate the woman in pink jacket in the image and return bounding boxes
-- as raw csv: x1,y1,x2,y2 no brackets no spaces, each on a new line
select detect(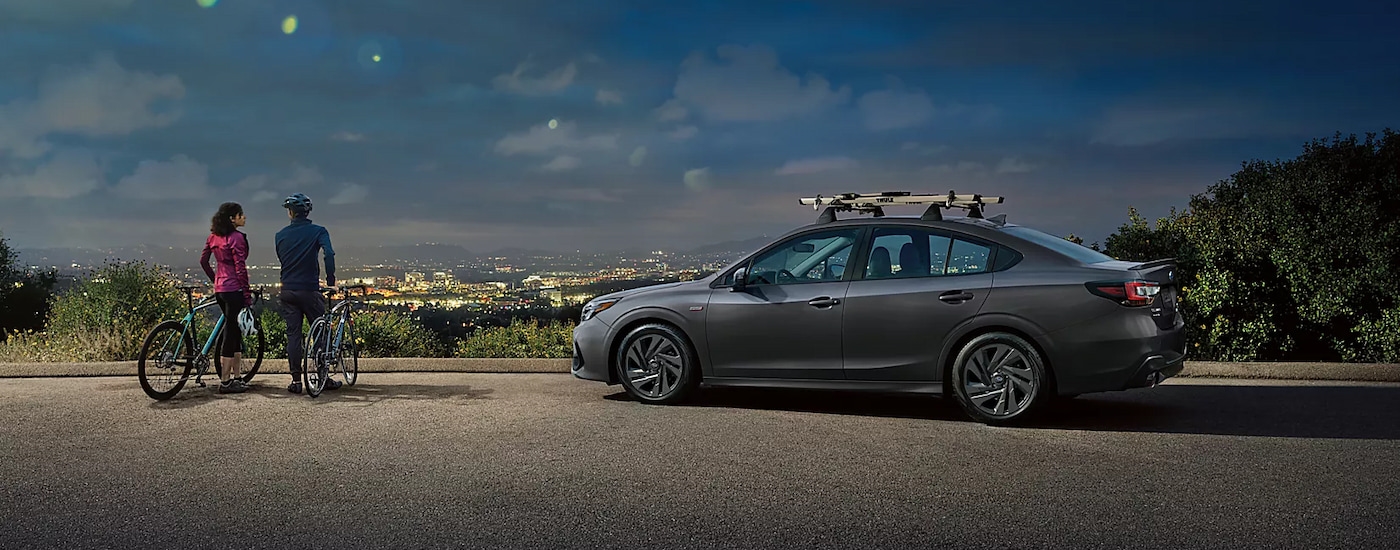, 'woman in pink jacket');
201,202,253,394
